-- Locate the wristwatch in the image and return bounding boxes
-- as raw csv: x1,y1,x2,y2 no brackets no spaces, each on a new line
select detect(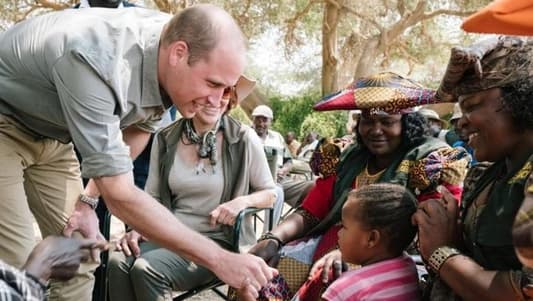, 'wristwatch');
79,193,99,210
428,246,461,273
